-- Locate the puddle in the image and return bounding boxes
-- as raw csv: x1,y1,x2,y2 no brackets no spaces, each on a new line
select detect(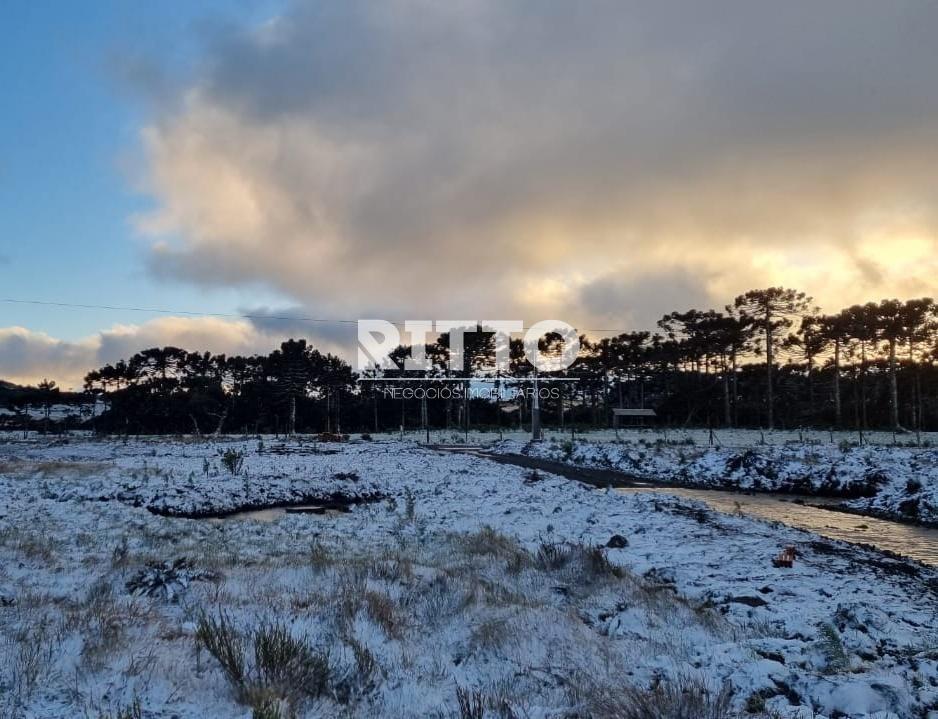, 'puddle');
209,505,348,523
